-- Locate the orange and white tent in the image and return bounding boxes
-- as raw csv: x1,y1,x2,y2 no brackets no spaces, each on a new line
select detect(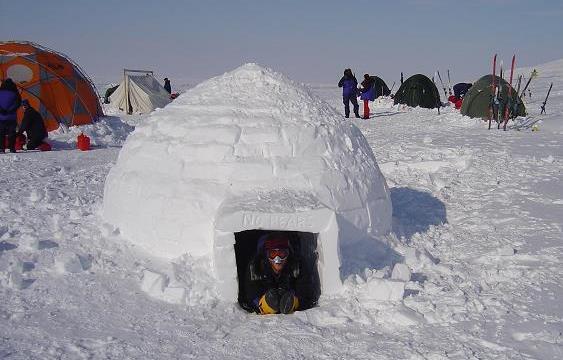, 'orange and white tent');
0,41,103,132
